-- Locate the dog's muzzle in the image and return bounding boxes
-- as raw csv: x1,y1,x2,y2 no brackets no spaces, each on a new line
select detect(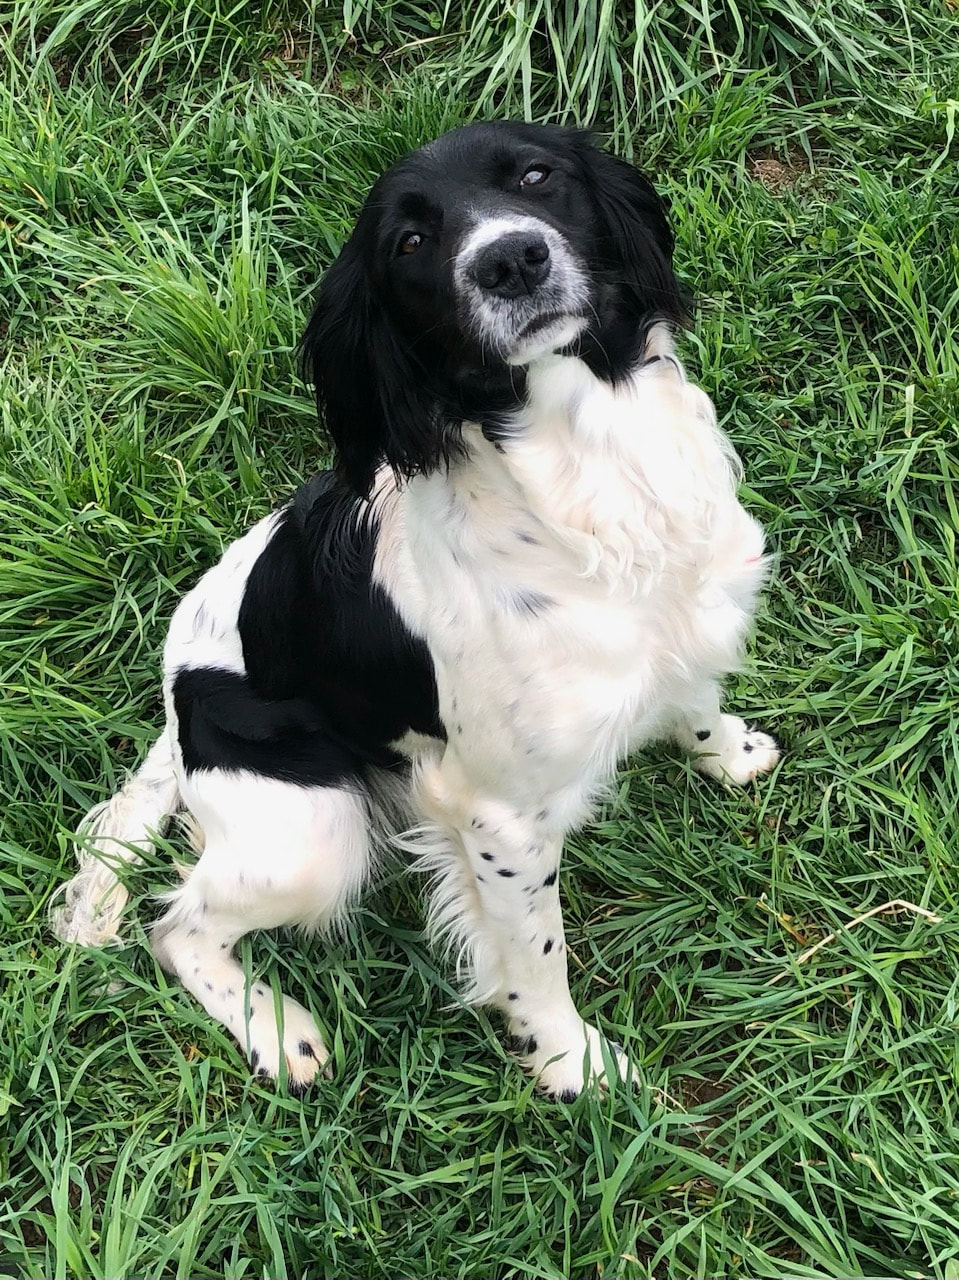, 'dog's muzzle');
455,216,590,364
